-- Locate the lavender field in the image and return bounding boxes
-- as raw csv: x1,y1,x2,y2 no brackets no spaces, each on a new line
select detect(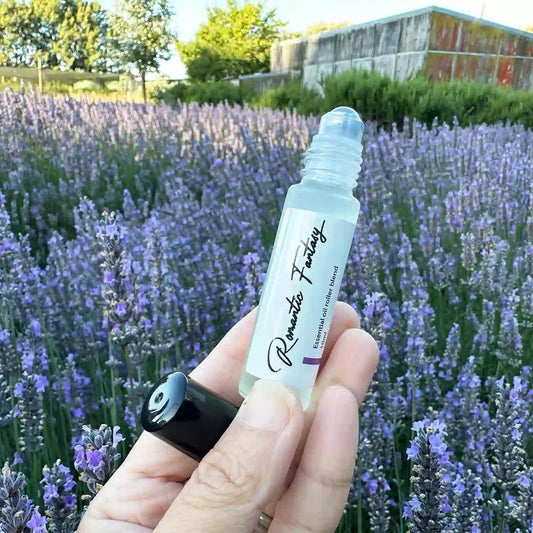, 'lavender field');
0,88,532,532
